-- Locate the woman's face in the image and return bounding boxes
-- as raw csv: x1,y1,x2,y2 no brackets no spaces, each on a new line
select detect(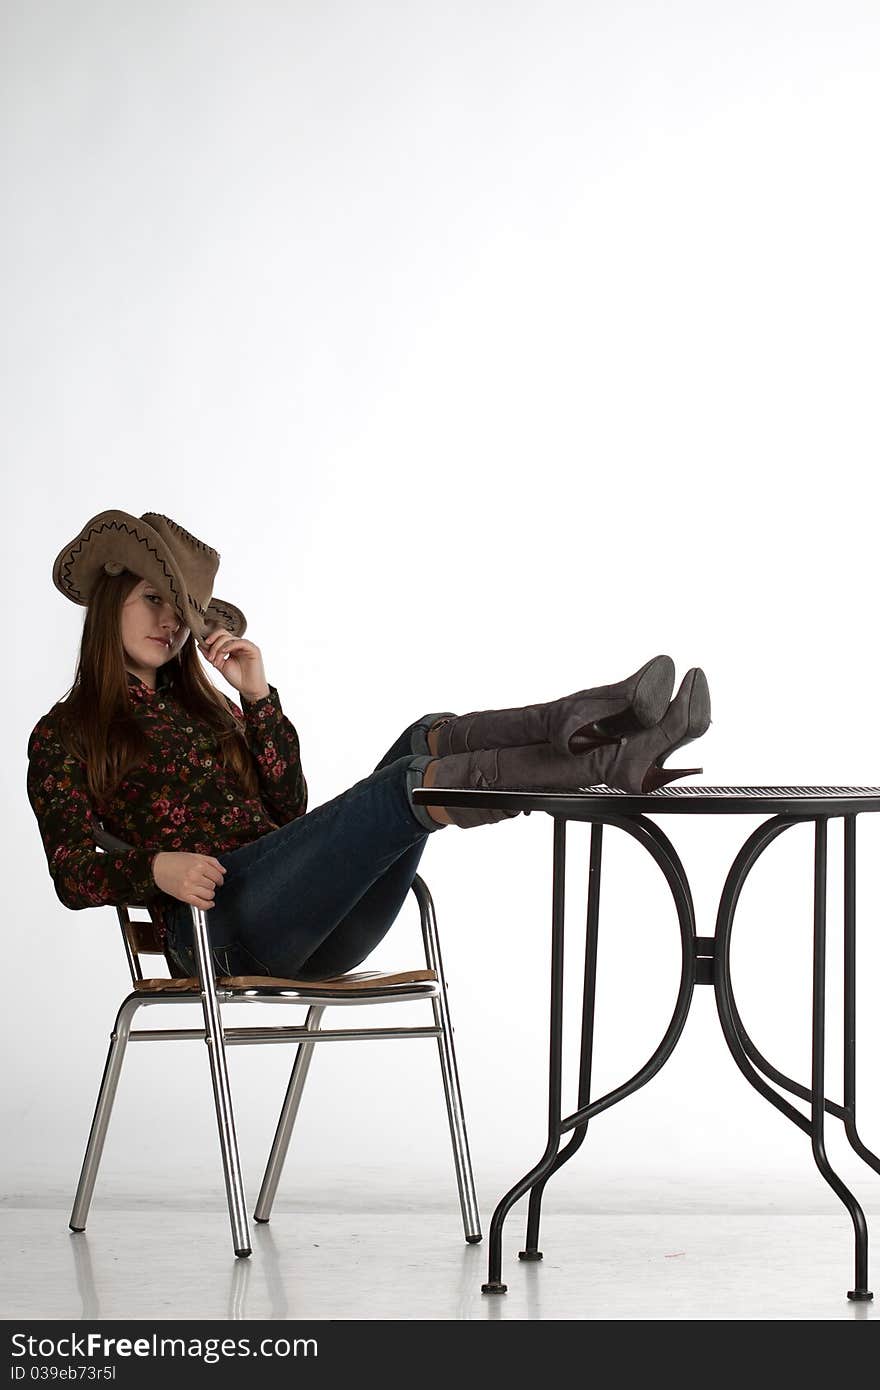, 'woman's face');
121,578,189,683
